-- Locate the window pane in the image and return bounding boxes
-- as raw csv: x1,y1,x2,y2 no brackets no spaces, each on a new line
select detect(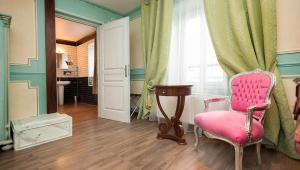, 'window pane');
88,43,95,77
88,42,95,86
168,0,228,96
